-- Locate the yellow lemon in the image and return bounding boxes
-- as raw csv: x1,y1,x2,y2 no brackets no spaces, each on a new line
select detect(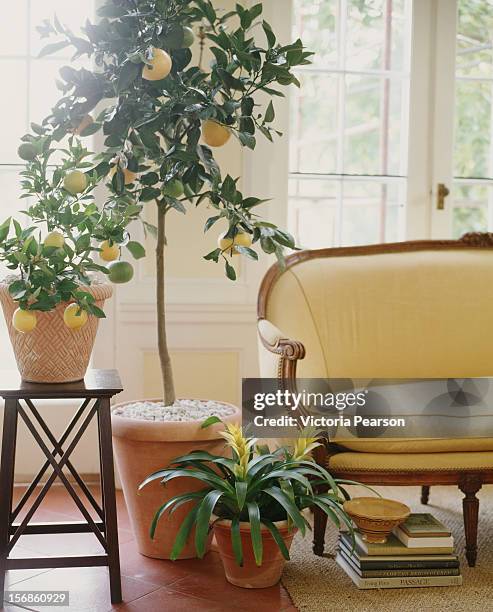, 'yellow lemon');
100,240,120,262
63,303,88,330
202,120,231,147
109,166,138,185
218,231,253,256
142,48,172,81
12,308,37,333
44,231,65,249
64,170,88,195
